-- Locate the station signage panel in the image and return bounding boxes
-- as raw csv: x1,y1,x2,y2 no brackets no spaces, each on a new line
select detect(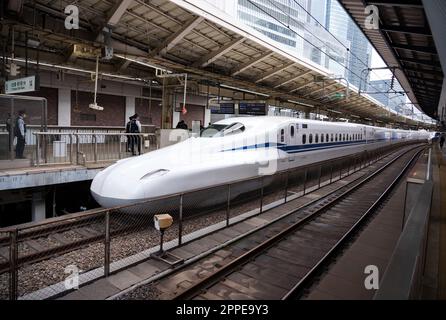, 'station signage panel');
5,75,39,94
239,102,266,115
211,103,235,114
